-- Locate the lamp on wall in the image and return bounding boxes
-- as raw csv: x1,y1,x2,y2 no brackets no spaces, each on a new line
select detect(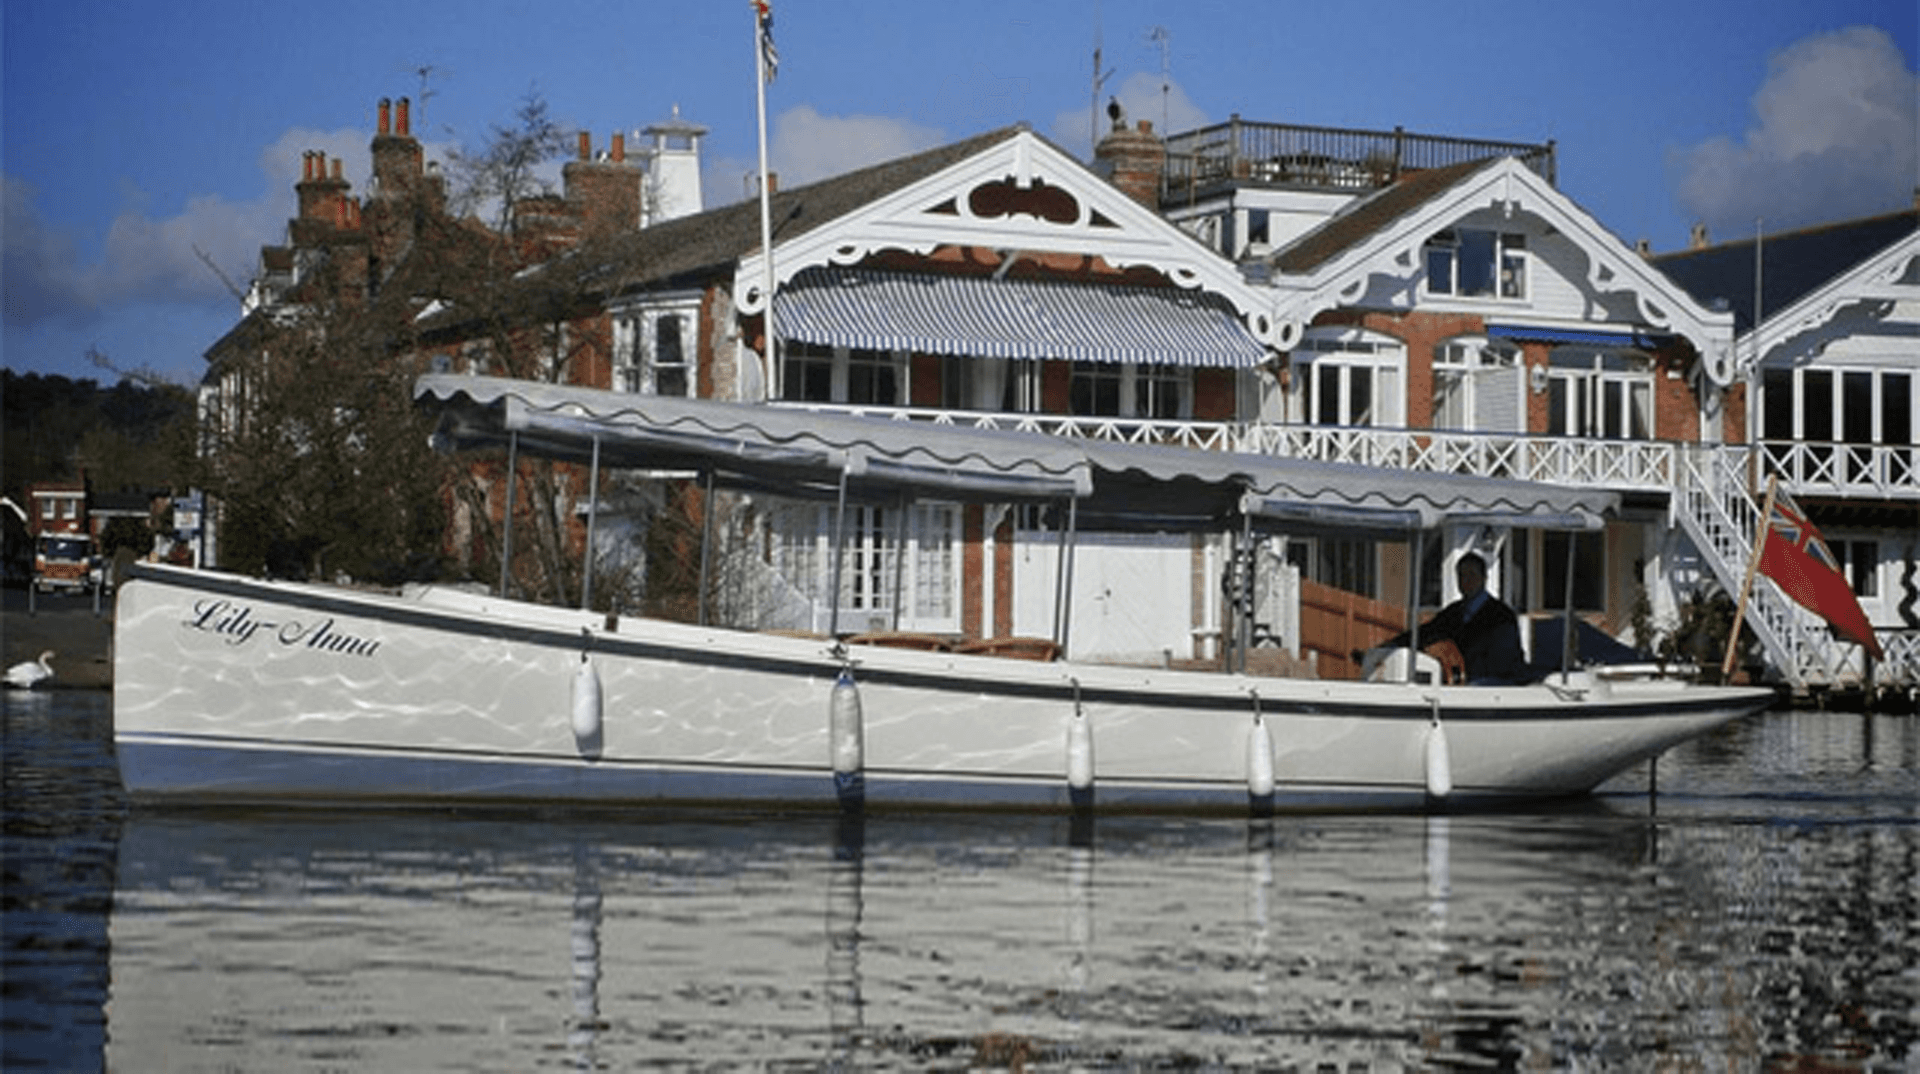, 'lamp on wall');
1529,364,1548,395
